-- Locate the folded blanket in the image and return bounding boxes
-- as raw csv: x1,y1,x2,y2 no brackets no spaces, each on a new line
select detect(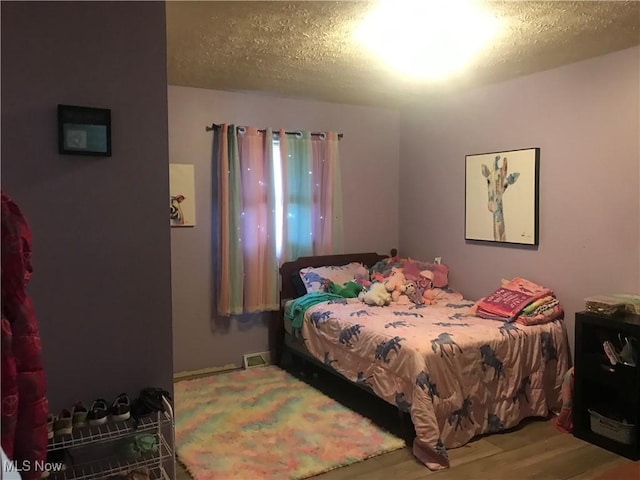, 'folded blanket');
503,277,552,297
521,295,555,315
515,302,564,326
284,292,343,329
476,277,553,321
475,308,511,322
476,288,539,320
